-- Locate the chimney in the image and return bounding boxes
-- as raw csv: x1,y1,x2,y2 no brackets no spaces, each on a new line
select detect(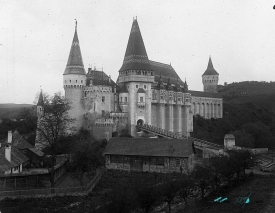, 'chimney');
8,131,12,143
5,145,11,162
